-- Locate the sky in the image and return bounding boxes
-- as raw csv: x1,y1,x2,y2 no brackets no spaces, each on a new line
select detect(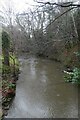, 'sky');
0,0,79,14
0,0,79,26
0,0,36,13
